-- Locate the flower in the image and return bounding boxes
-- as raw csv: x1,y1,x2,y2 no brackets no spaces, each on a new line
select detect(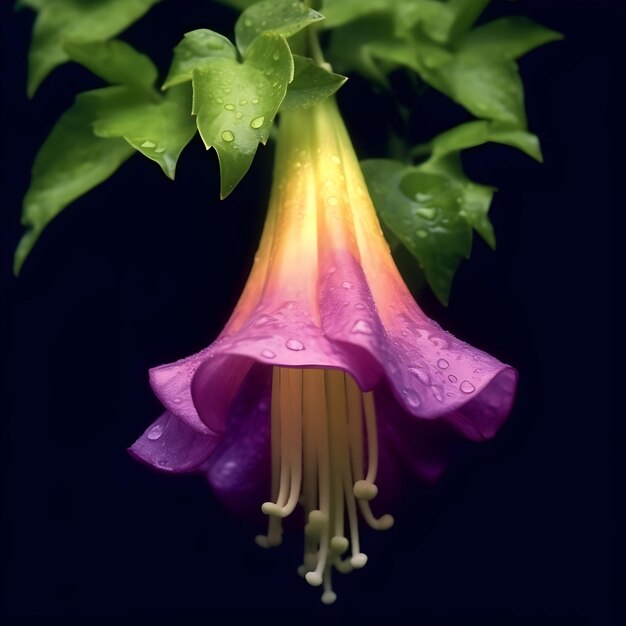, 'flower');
130,97,517,603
